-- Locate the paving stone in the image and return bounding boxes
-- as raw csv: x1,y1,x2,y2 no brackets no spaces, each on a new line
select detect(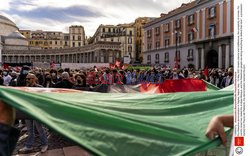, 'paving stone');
63,146,90,156
42,149,65,156
13,152,41,156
